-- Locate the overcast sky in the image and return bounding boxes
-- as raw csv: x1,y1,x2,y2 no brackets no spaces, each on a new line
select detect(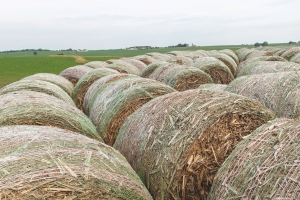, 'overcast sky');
0,0,299,51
